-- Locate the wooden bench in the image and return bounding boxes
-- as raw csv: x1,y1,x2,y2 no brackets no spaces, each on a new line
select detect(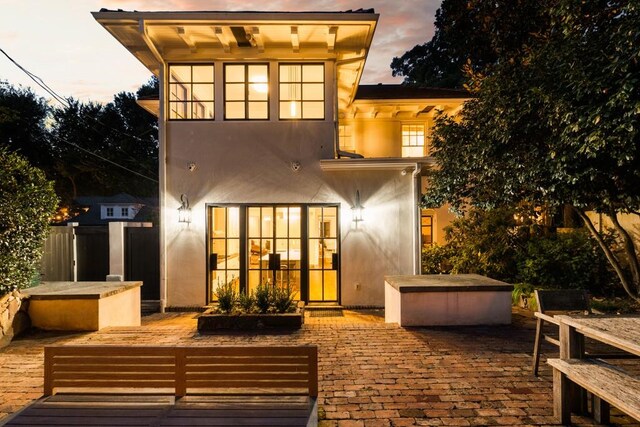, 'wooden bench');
4,345,318,427
548,358,640,425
